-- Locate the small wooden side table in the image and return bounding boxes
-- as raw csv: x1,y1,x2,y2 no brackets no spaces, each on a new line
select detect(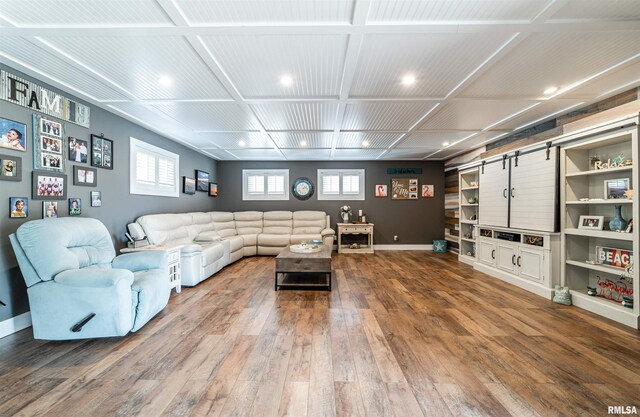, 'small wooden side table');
120,244,182,293
337,223,374,254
